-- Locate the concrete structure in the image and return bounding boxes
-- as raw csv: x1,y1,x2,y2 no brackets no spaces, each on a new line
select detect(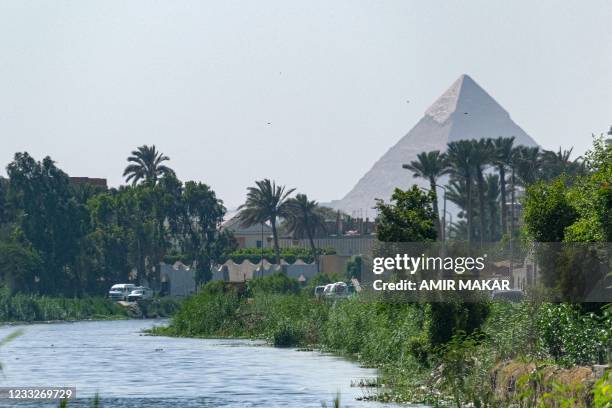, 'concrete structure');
159,262,196,297
211,259,318,283
319,254,351,275
69,177,108,189
222,215,272,249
